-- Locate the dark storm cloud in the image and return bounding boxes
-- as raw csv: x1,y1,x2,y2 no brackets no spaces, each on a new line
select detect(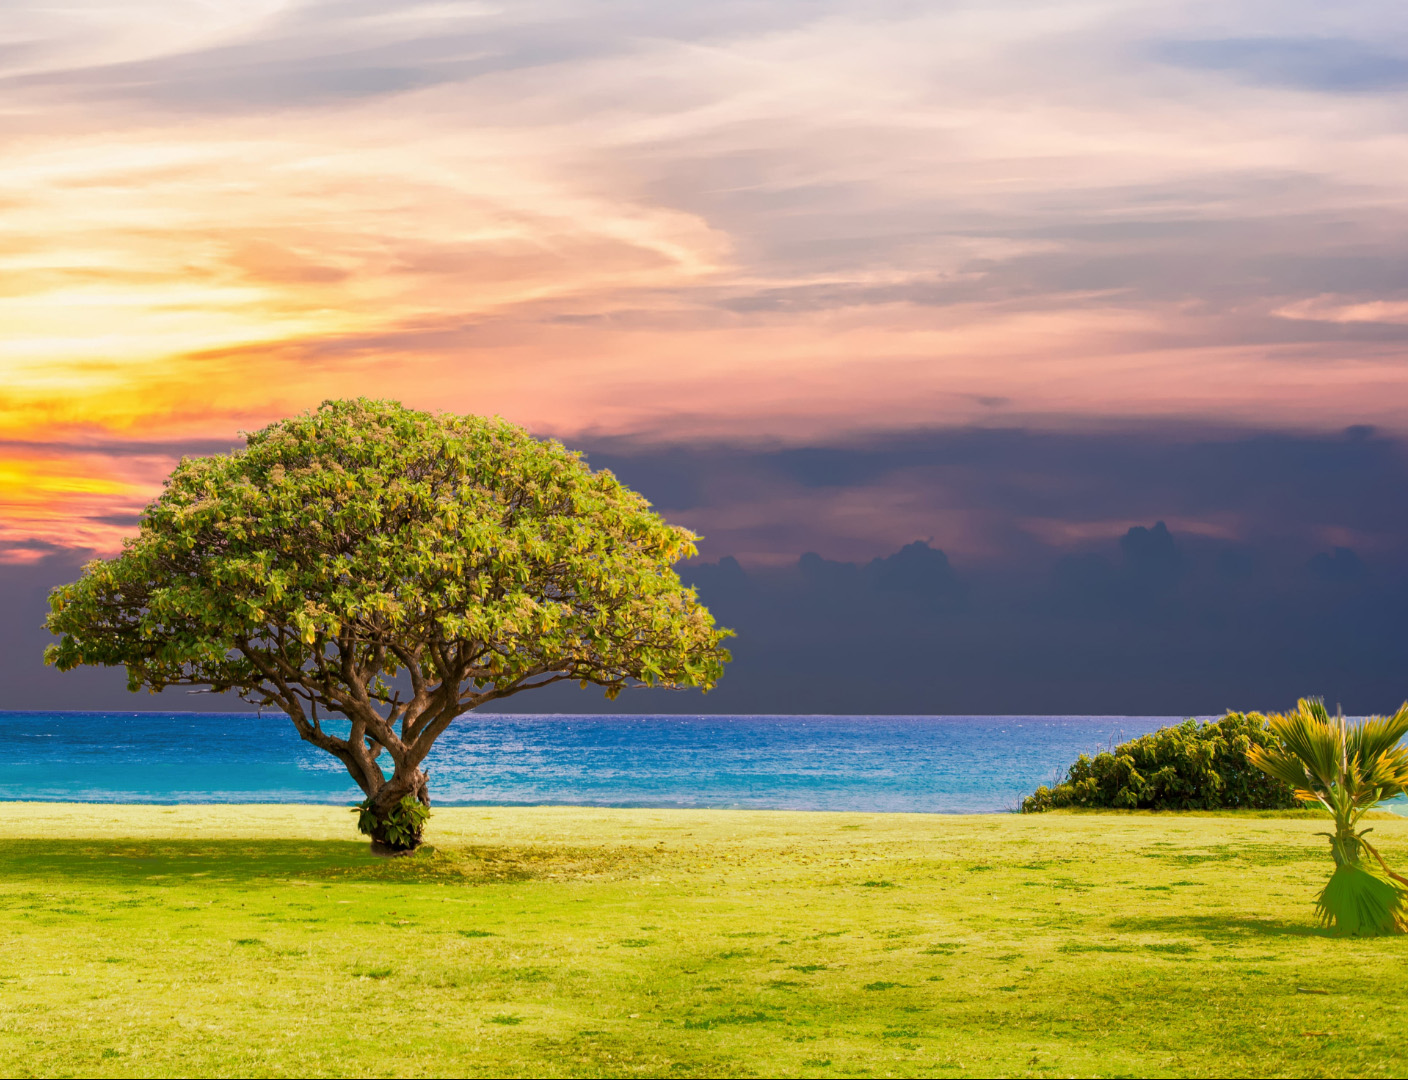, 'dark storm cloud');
580,422,1408,563
15,420,1408,716
503,424,1408,715
0,549,211,712
650,523,1408,717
